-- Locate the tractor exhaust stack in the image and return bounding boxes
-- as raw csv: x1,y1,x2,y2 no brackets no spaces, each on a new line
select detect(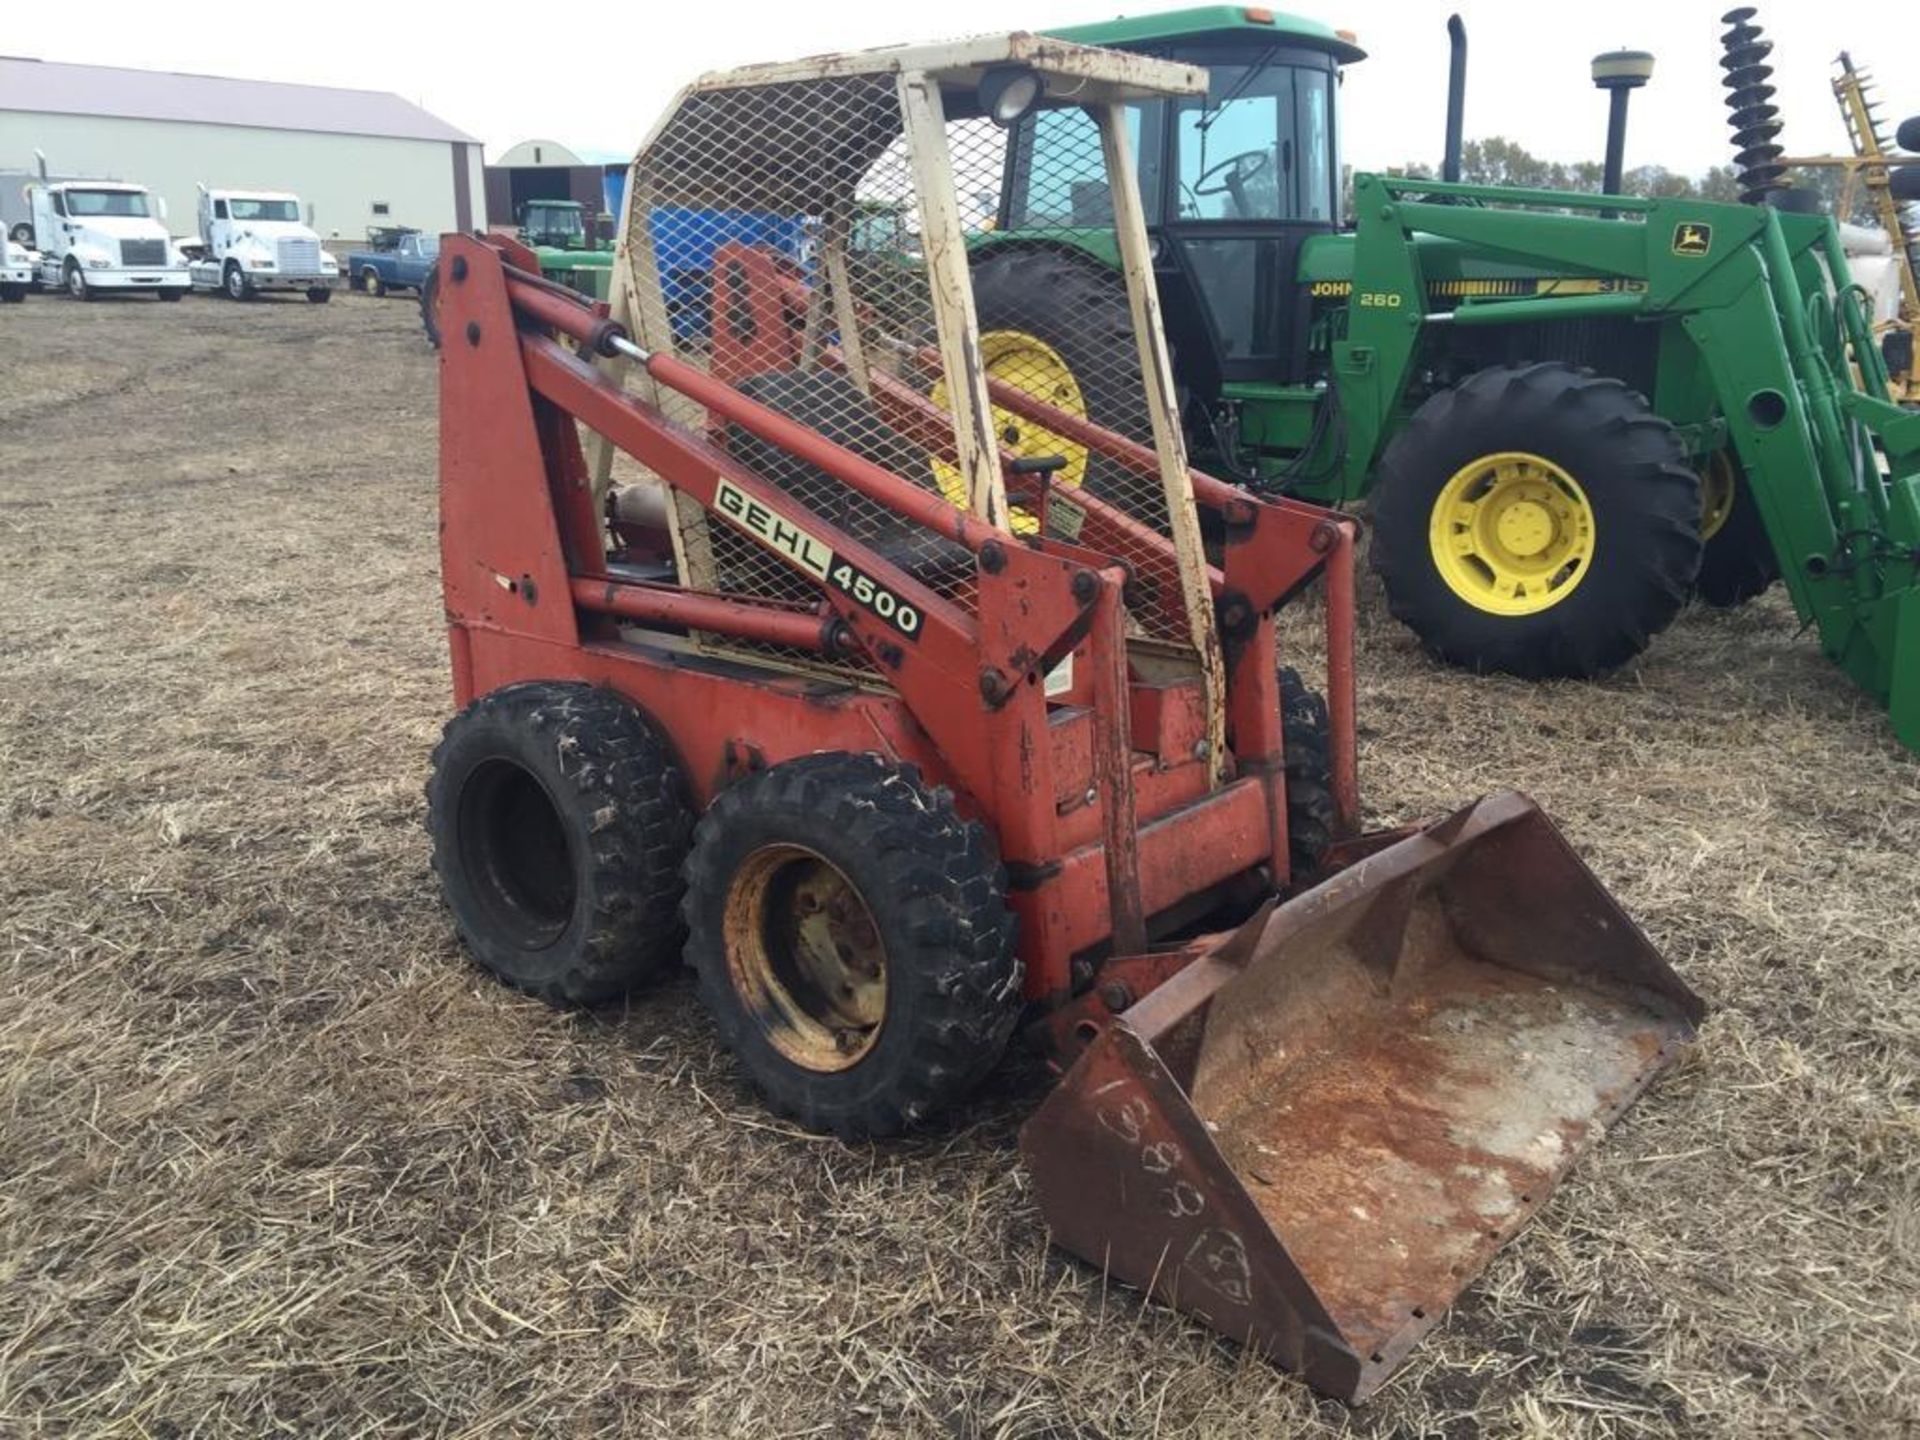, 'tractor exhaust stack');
1441,16,1467,183
1023,791,1703,1402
